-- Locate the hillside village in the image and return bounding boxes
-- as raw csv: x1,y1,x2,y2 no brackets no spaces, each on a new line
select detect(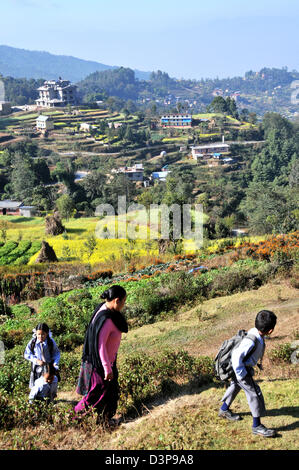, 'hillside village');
0,77,267,215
